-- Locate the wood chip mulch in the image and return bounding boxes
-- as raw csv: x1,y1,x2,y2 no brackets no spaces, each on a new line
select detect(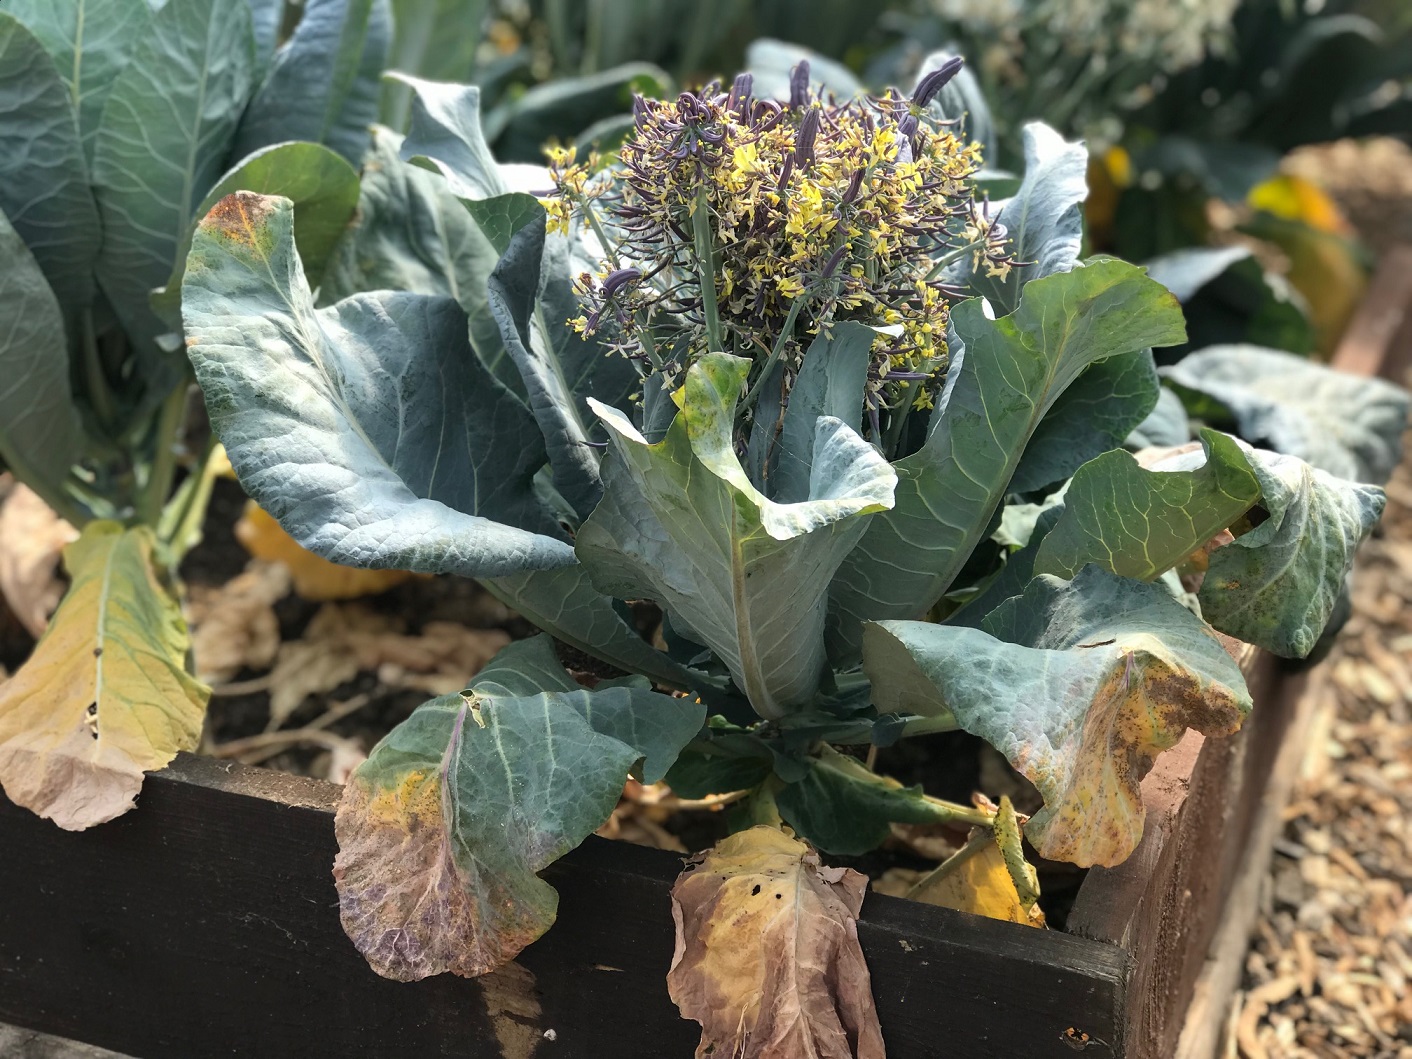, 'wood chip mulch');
1230,434,1412,1059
